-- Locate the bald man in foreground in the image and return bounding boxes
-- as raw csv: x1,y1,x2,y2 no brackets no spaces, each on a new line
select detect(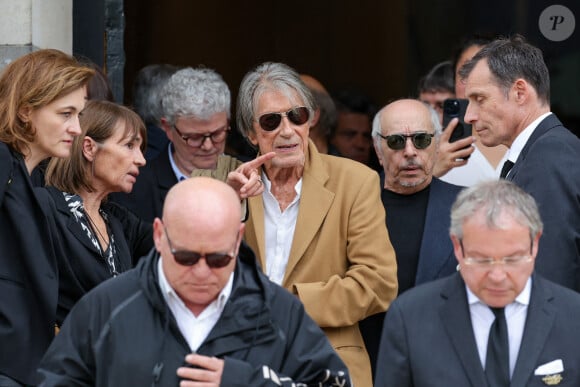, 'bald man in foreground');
39,177,351,386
